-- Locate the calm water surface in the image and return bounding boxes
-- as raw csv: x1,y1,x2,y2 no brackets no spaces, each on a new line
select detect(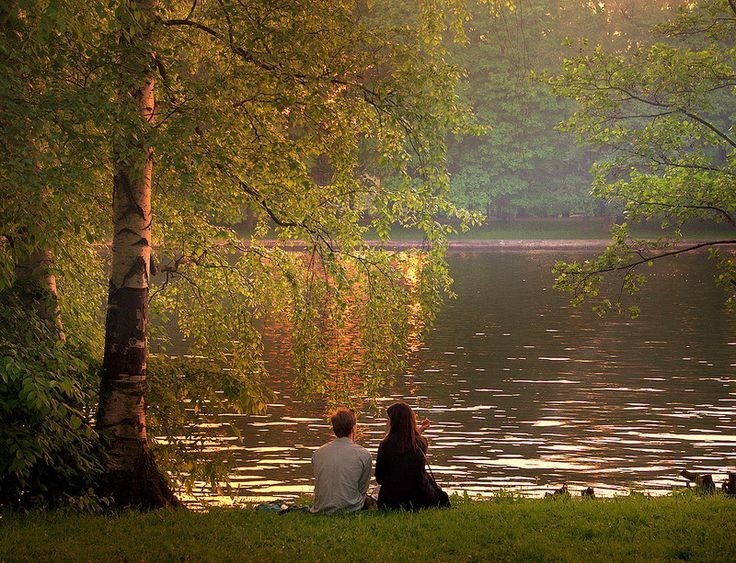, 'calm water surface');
189,251,736,503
